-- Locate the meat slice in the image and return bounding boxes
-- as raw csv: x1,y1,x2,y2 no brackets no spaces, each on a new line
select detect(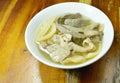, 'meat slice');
46,44,70,62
